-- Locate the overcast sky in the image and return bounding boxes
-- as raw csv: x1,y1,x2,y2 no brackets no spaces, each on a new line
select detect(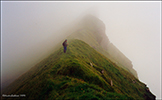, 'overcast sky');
1,1,161,99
